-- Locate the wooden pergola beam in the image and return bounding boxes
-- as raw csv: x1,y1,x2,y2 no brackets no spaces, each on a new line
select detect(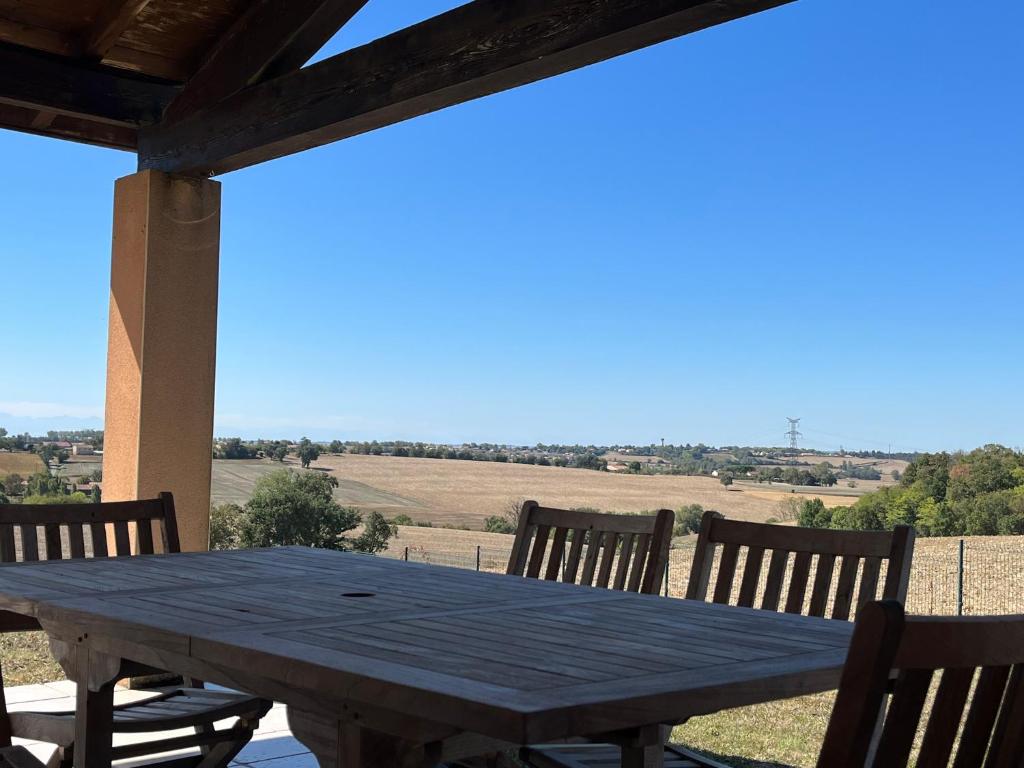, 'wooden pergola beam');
0,41,177,127
163,0,371,123
0,102,137,149
139,0,793,176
